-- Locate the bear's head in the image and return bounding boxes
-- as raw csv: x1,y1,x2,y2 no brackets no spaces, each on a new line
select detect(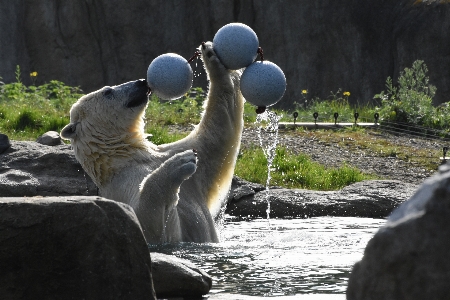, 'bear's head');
61,79,150,185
